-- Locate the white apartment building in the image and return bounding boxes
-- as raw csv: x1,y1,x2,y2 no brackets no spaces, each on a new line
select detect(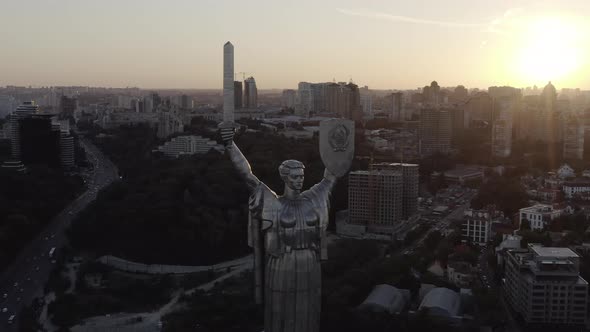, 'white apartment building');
156,135,223,158
504,244,588,326
562,180,590,199
462,208,501,245
519,204,565,231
